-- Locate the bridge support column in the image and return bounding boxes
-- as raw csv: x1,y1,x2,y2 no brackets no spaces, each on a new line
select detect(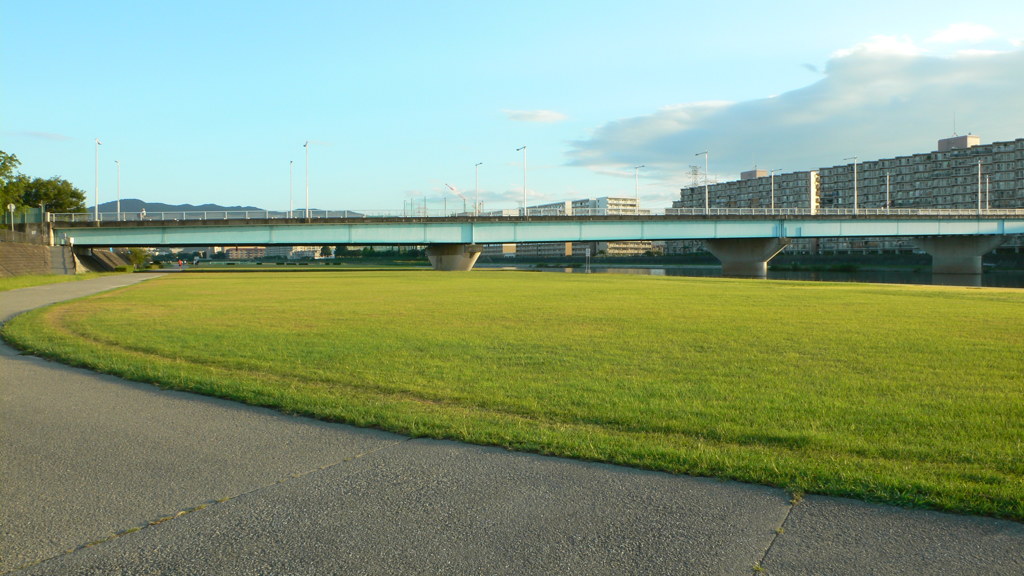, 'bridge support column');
703,238,790,278
426,244,483,271
913,236,1005,275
